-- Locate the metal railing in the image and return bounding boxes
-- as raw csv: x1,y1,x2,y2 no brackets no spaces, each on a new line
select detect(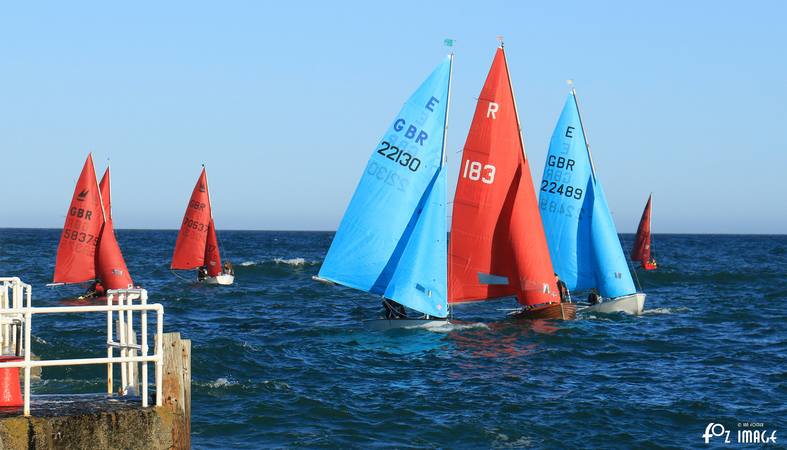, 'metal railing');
0,279,164,416
0,277,30,355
